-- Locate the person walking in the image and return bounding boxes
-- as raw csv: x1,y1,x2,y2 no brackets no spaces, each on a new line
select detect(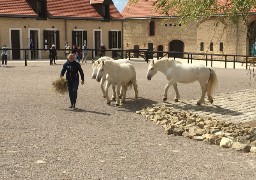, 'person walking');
82,43,88,63
60,54,84,110
1,45,8,66
49,44,57,65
